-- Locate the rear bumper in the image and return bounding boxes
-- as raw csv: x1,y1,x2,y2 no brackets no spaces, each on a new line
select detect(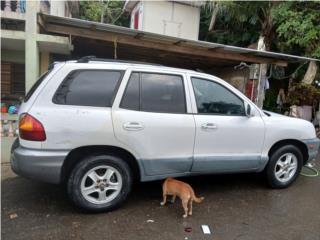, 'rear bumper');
302,138,320,162
11,140,68,184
